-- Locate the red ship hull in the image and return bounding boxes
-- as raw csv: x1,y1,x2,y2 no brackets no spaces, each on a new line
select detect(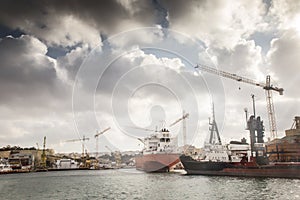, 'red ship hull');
135,153,180,172
180,155,300,178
